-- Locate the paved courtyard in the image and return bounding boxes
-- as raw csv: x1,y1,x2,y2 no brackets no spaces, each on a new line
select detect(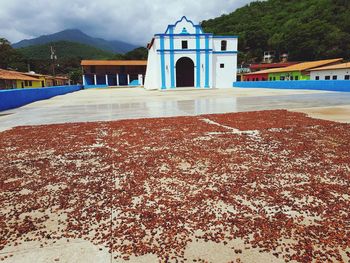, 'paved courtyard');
1,87,350,132
0,88,350,263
